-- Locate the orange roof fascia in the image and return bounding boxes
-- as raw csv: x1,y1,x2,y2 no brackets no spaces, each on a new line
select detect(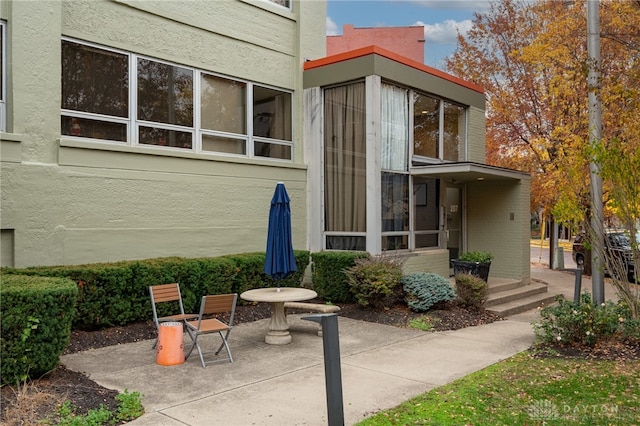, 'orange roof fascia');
304,45,484,94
